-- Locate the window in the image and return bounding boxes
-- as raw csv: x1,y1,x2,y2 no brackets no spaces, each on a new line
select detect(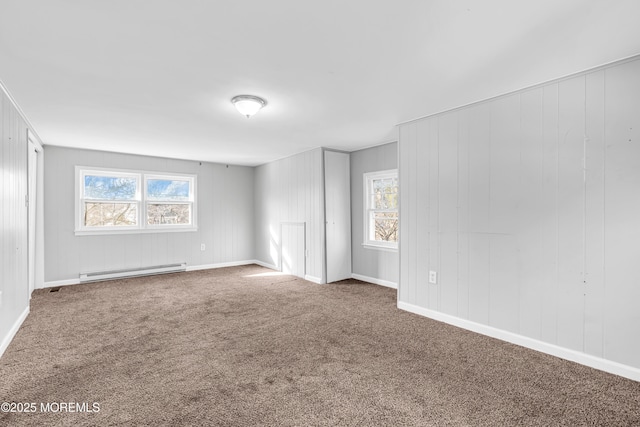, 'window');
145,175,193,227
363,169,398,249
76,167,196,234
